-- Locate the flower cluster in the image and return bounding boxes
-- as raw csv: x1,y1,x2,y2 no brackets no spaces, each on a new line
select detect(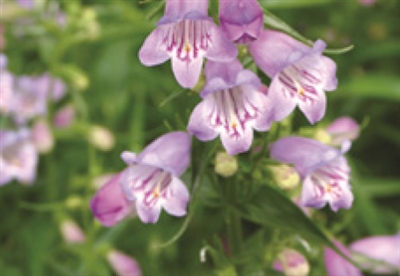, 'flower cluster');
89,0,357,225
